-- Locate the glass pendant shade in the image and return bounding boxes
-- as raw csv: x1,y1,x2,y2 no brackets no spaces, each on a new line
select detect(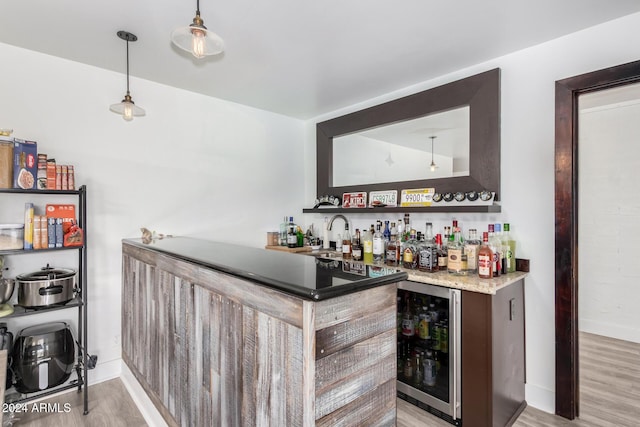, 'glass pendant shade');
171,7,224,58
110,94,145,121
110,31,145,121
